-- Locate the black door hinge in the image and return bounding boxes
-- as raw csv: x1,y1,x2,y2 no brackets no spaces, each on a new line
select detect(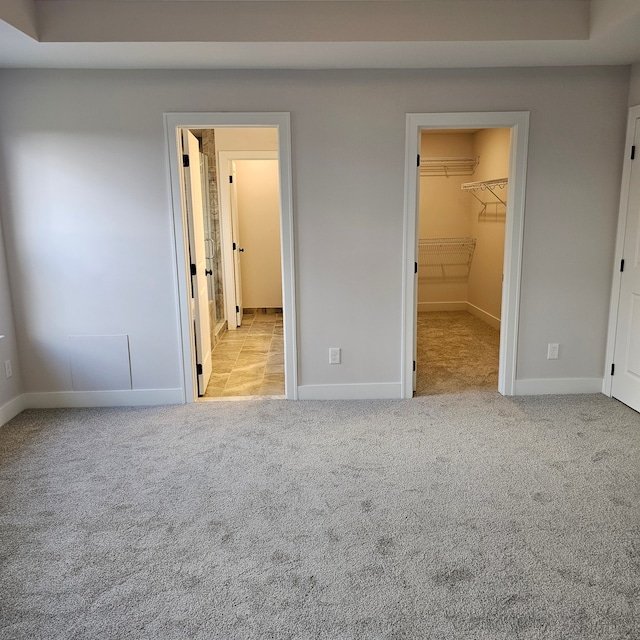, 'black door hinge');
413,360,416,372
632,145,636,160
229,175,233,183
190,263,197,276
621,259,625,272
233,242,237,251
611,363,615,376
196,363,203,375
417,154,421,168
182,154,189,167
236,305,240,313
414,262,418,274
